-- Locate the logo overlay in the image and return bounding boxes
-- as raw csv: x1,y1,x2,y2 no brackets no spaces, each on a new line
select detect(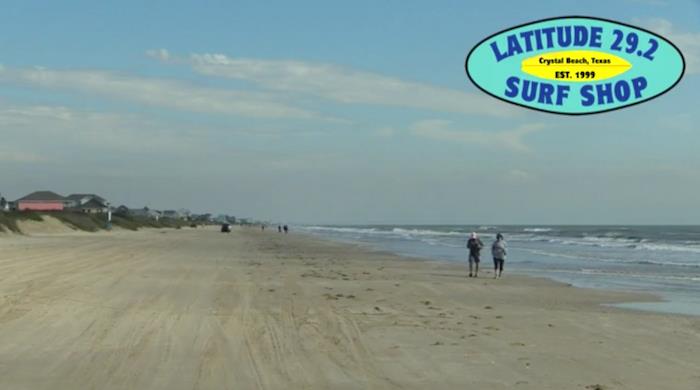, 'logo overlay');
465,16,685,115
